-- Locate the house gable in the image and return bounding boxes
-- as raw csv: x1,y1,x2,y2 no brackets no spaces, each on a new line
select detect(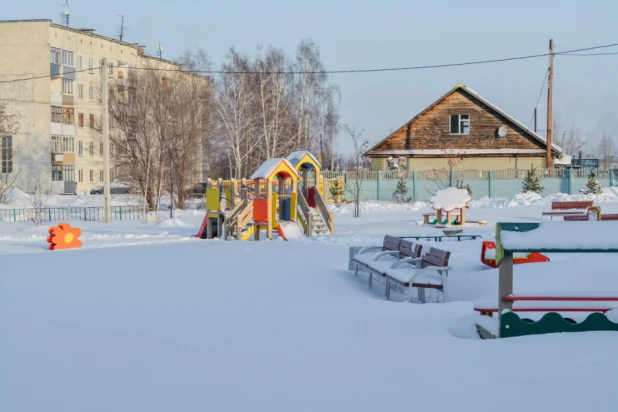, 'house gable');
366,86,560,158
